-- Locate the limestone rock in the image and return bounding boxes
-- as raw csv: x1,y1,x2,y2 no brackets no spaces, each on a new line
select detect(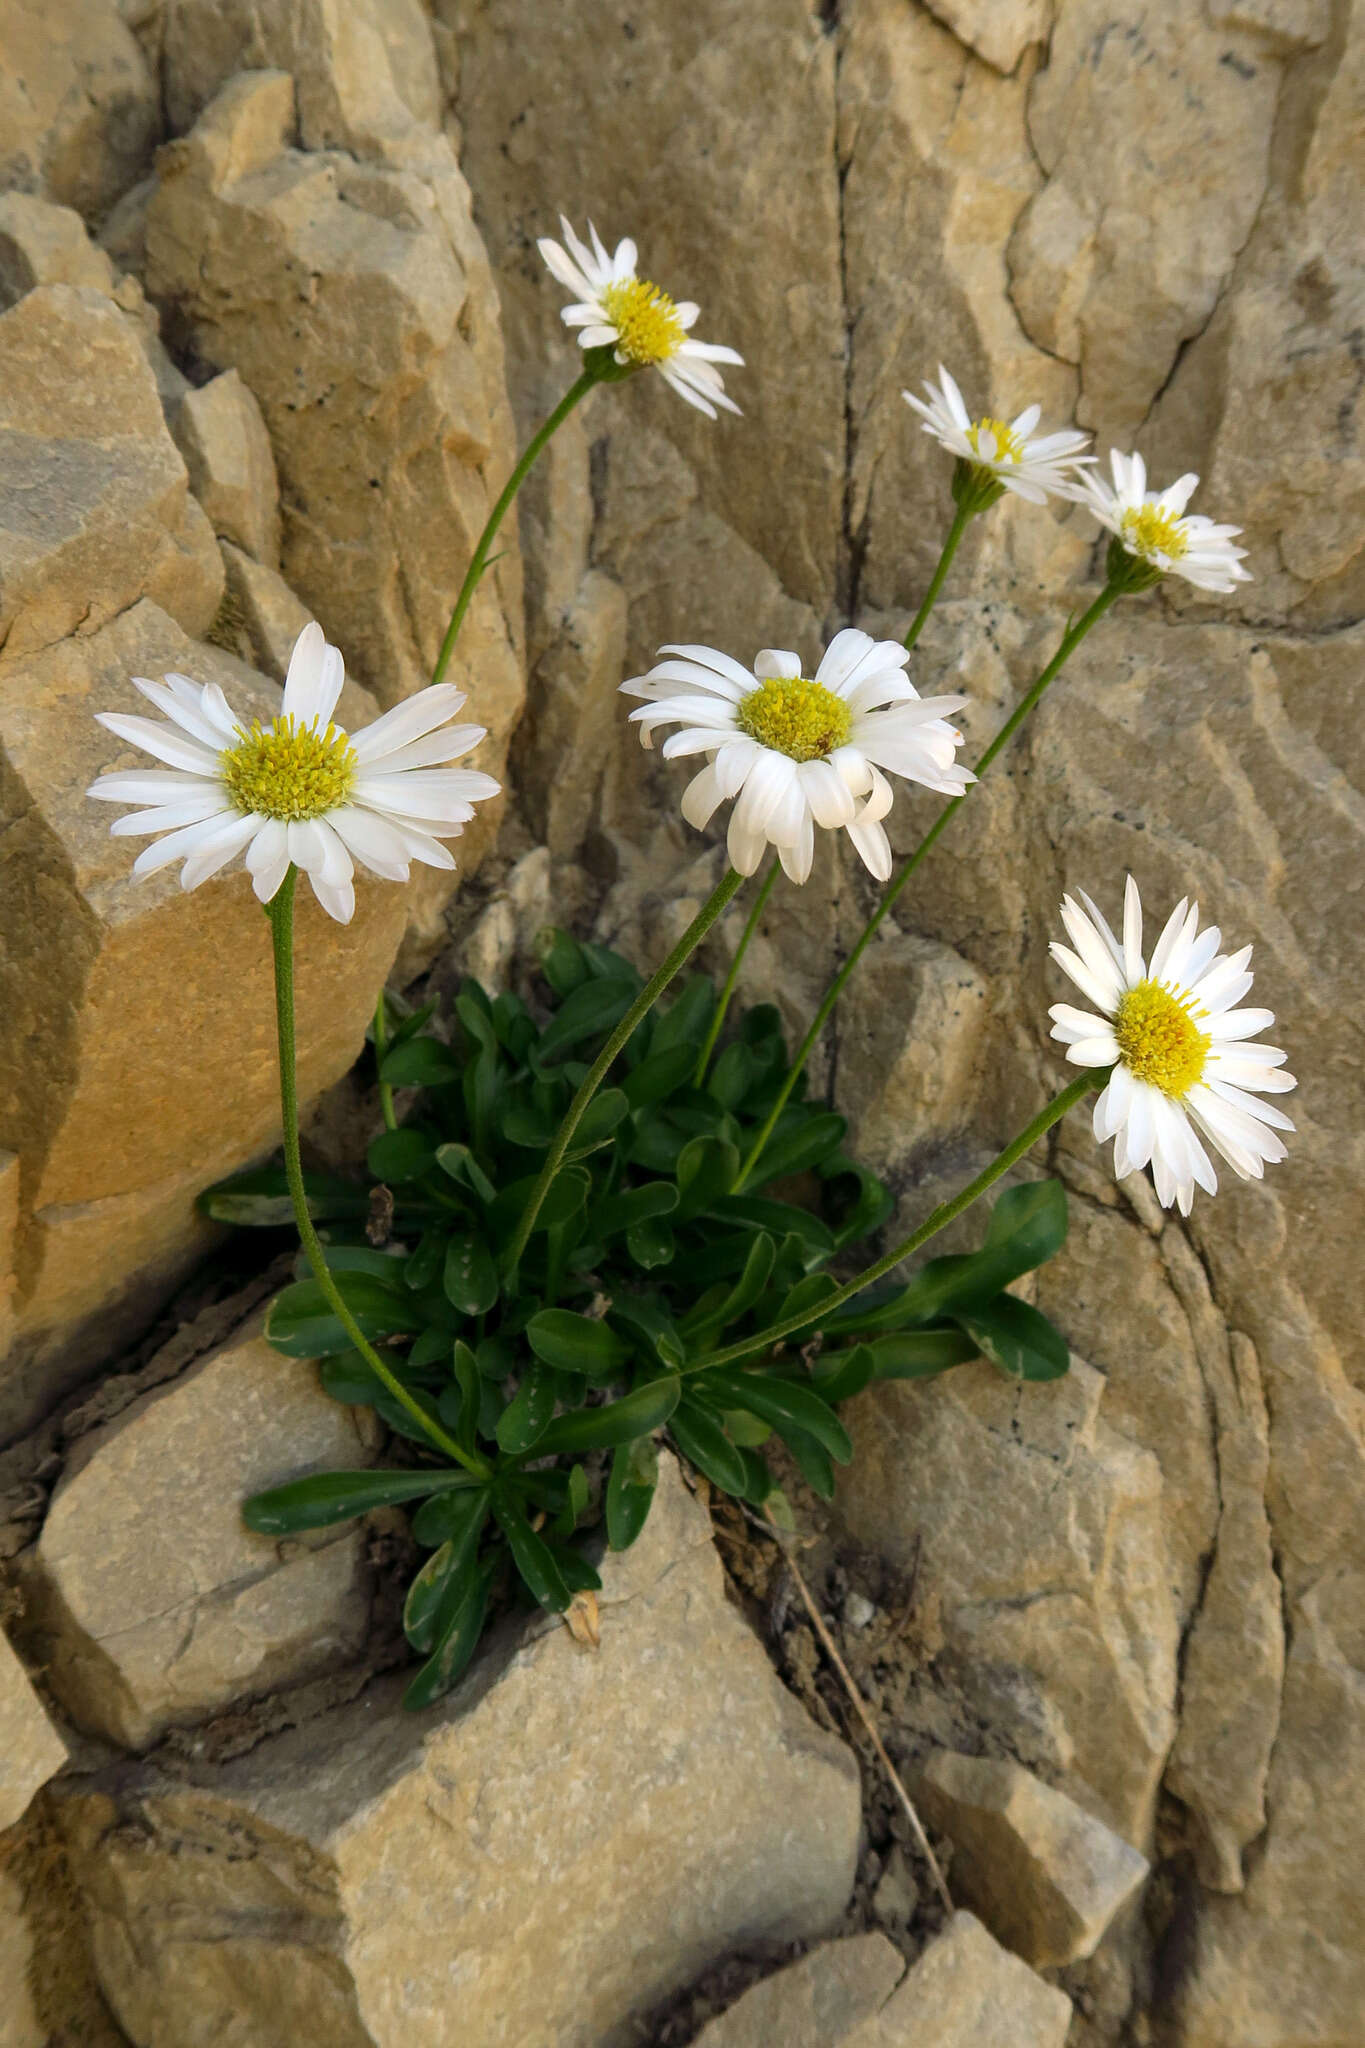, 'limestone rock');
850,1912,1070,2046
837,931,988,1179
0,601,406,1436
915,1749,1149,1967
838,1357,1179,1844
0,1859,42,2048
0,284,223,660
213,541,315,680
0,0,159,223
22,1305,373,1749
0,1627,66,1831
513,567,628,858
920,0,1053,75
142,66,525,759
60,1457,860,2046
694,1933,905,2048
0,194,117,307
172,369,281,567
0,1806,126,2047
